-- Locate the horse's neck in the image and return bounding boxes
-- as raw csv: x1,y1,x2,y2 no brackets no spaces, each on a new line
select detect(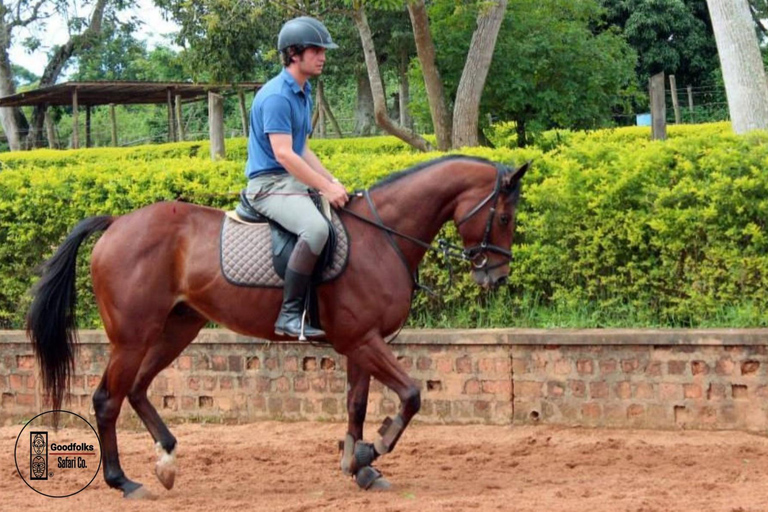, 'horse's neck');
365,160,491,270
